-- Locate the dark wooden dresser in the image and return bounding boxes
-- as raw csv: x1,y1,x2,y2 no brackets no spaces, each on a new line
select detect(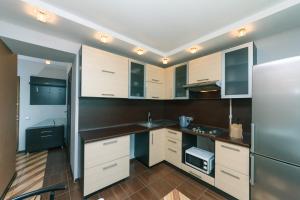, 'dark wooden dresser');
26,125,64,153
